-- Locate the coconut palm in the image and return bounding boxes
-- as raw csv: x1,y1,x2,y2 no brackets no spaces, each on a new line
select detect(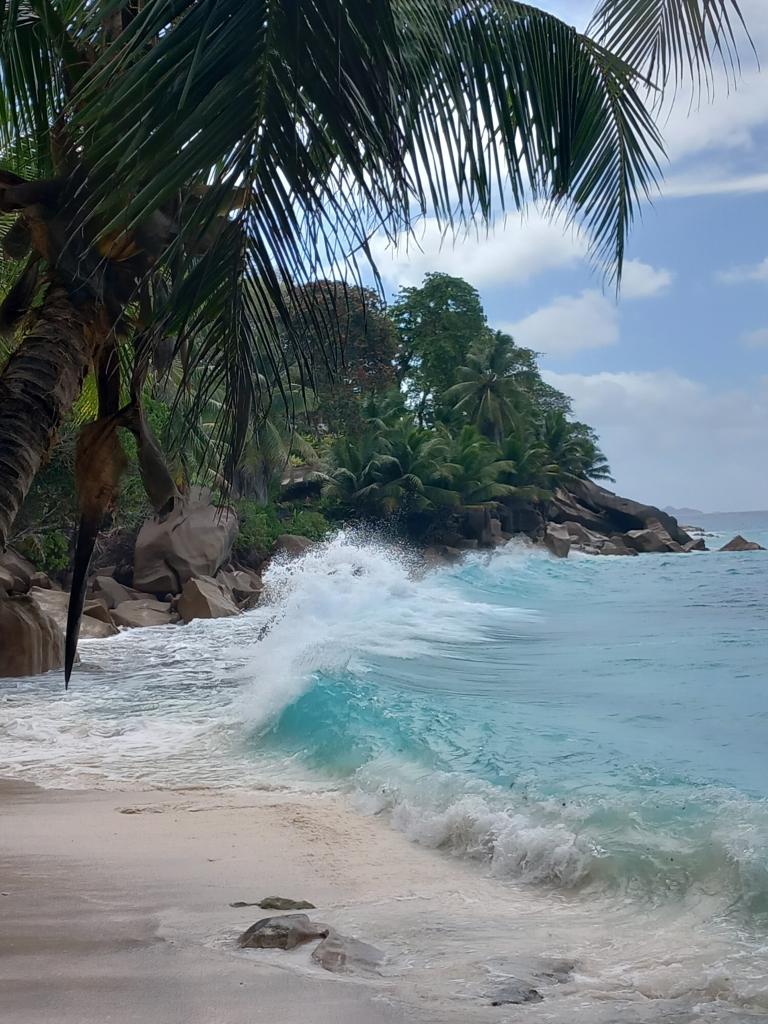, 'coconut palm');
0,1,751,675
324,422,456,518
539,410,613,484
565,422,615,483
443,426,519,507
498,419,557,497
372,421,458,515
444,331,527,444
323,432,389,517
